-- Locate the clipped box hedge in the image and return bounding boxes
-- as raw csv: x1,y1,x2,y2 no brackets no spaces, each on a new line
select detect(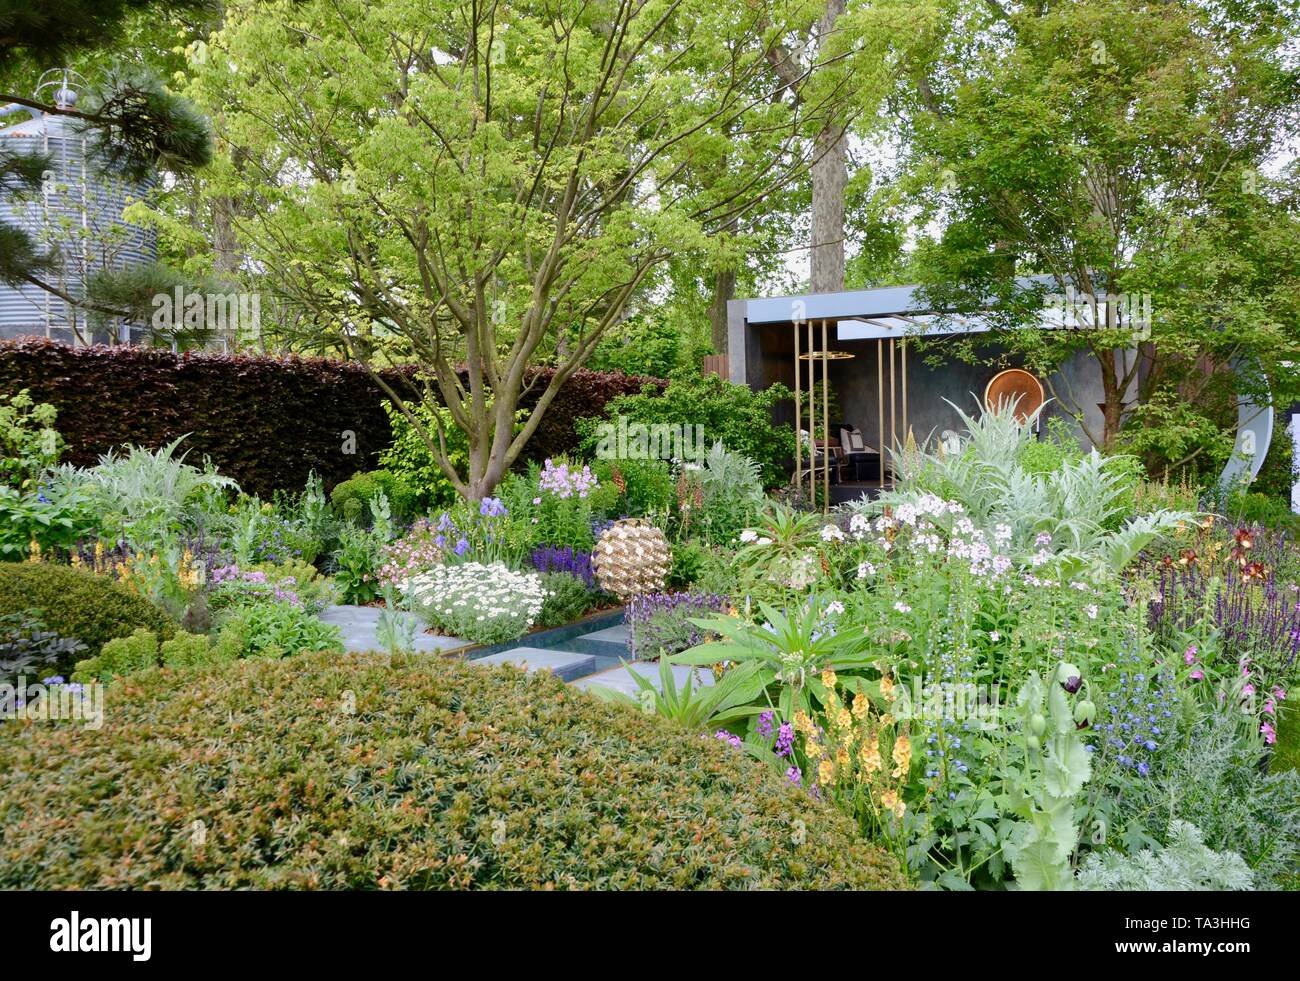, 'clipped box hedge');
0,651,907,890
0,339,663,496
0,562,177,673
